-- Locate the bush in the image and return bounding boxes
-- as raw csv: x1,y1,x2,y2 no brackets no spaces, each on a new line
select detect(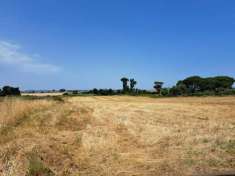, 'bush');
93,88,98,94
26,152,54,176
169,86,180,96
89,88,116,96
216,89,235,95
0,86,21,96
191,91,215,96
161,88,169,96
59,89,66,92
72,90,78,94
